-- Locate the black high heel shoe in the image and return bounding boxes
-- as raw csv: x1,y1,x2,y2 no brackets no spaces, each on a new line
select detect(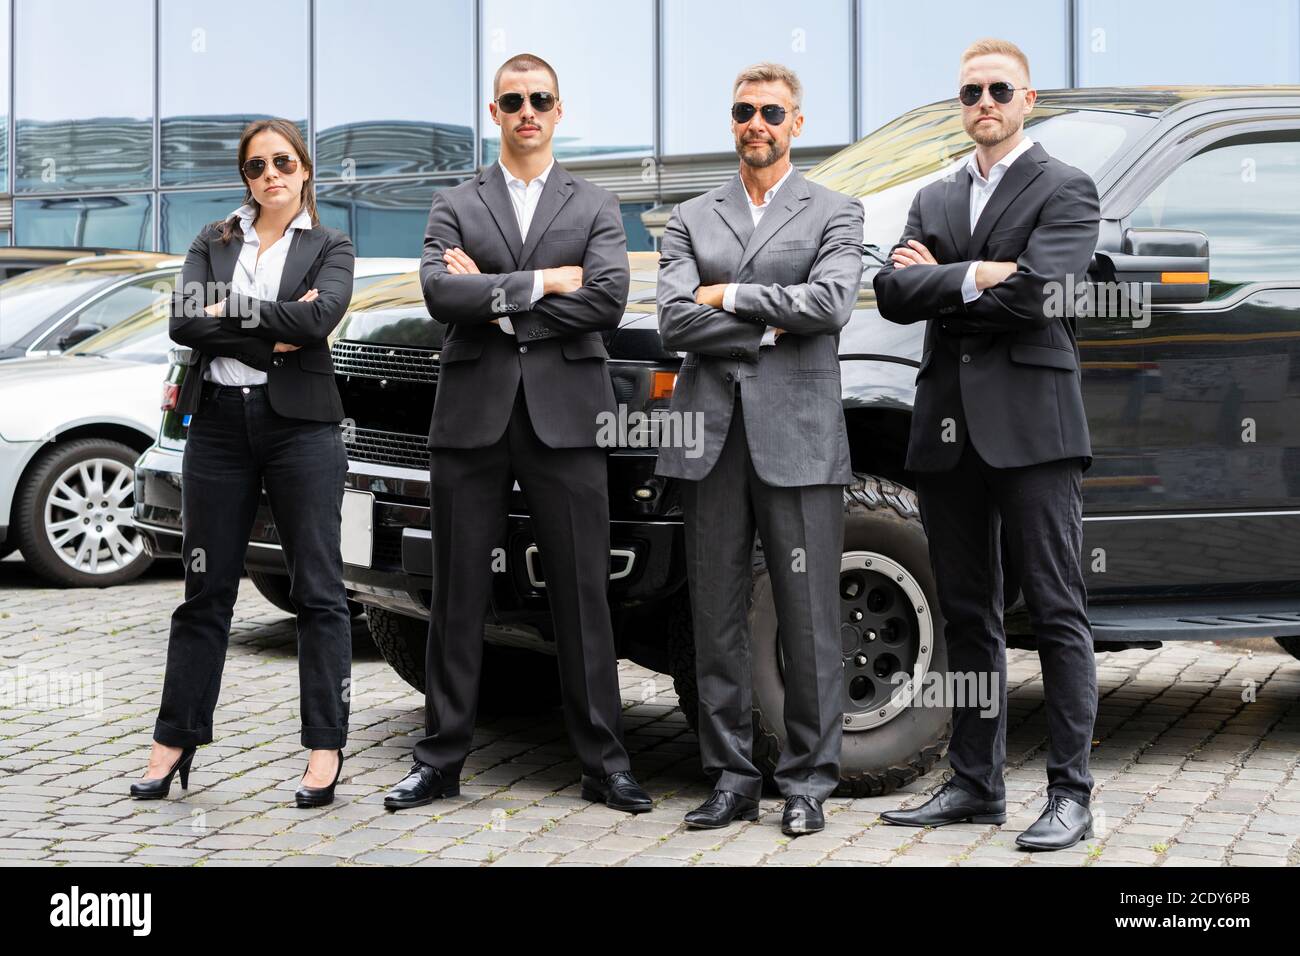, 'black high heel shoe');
129,745,196,800
295,749,344,808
